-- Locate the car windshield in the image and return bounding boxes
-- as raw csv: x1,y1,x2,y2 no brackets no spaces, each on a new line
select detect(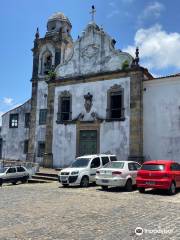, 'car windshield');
141,164,165,171
104,162,124,169
0,167,8,173
71,158,90,168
